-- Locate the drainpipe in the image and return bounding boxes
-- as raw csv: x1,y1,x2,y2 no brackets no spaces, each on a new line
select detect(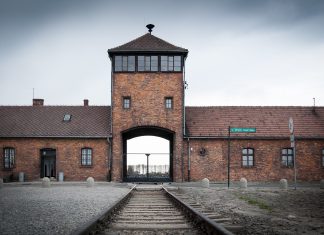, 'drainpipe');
187,138,191,182
108,53,114,182
107,137,112,181
183,57,186,136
